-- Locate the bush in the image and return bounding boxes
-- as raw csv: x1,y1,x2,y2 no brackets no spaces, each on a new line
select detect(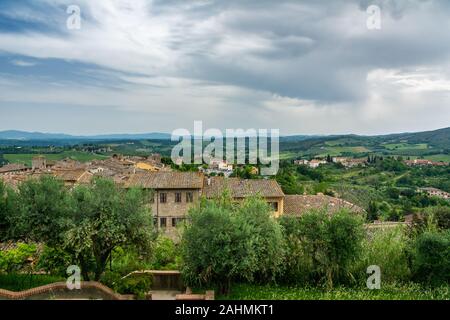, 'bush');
279,209,364,289
181,195,285,294
36,246,74,277
151,236,180,270
0,243,38,273
412,230,450,285
0,274,64,291
355,226,411,283
101,272,152,299
431,206,450,230
110,246,153,275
